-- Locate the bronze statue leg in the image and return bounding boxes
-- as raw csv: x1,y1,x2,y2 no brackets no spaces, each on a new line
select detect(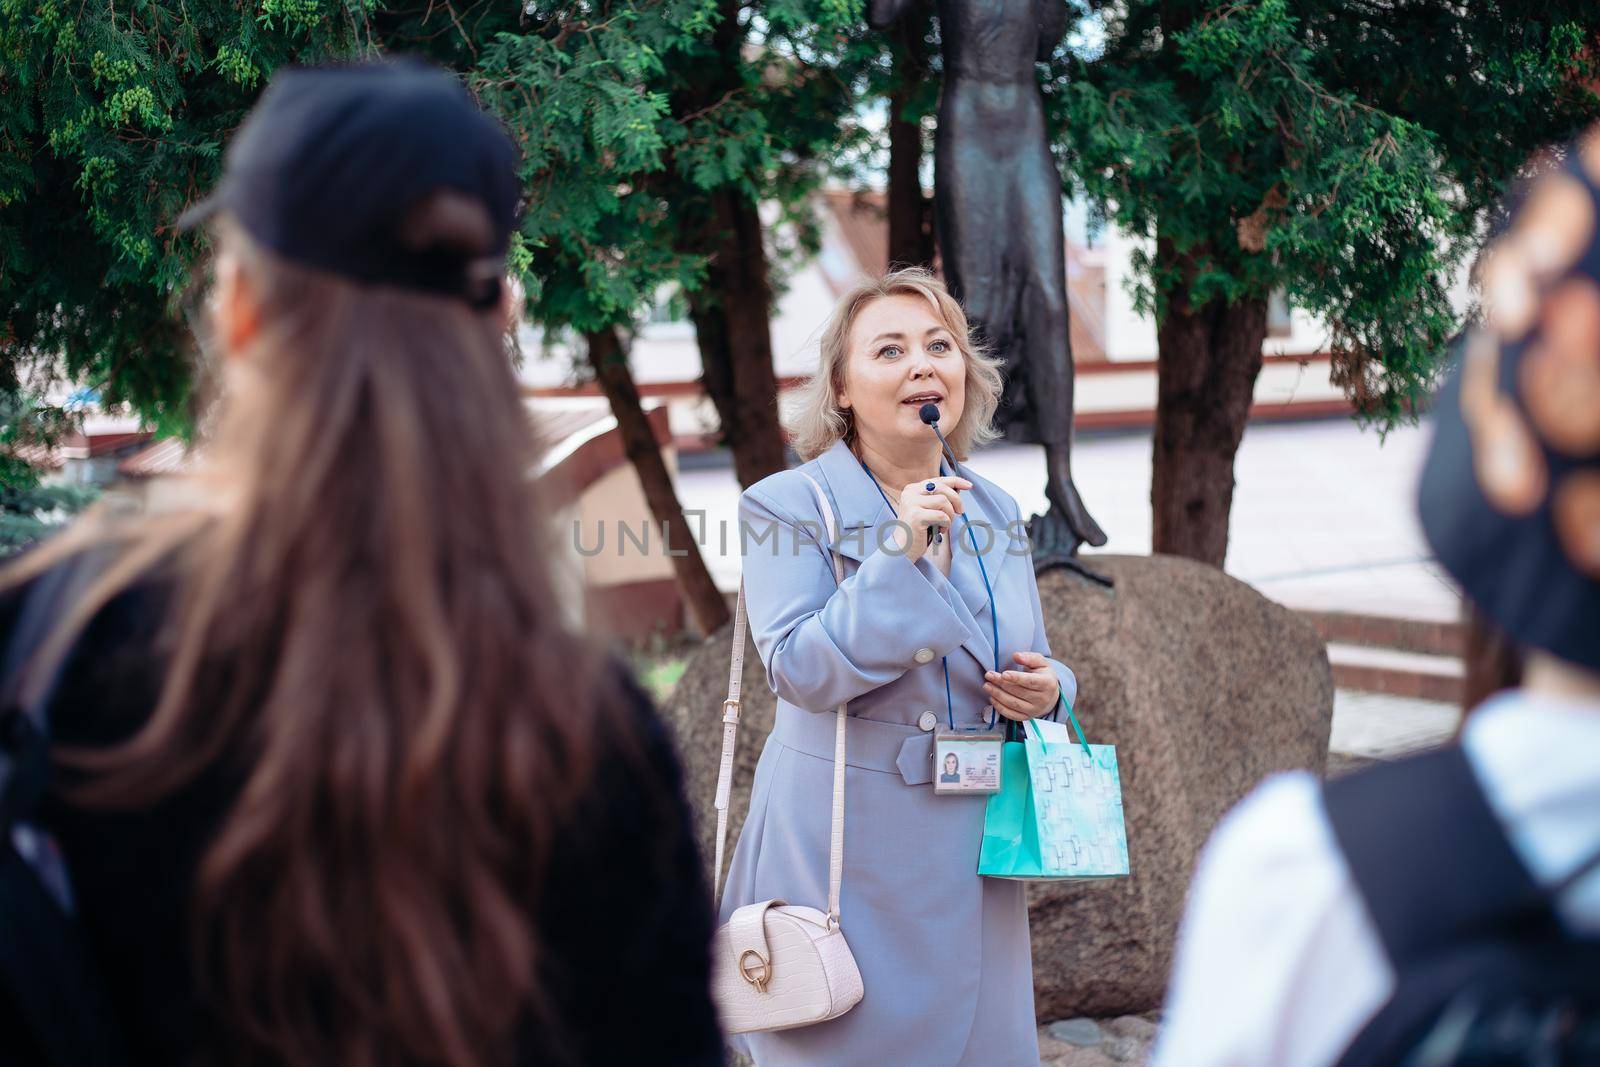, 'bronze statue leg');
935,86,1109,580
1014,139,1107,573
1019,281,1107,553
932,123,1012,355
